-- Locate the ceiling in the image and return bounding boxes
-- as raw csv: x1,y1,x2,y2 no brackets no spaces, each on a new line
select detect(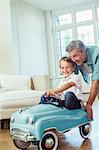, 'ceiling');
24,0,97,10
